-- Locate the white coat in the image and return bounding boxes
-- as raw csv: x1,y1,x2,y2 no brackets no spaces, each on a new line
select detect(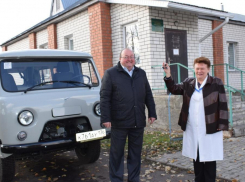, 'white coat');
182,76,223,162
